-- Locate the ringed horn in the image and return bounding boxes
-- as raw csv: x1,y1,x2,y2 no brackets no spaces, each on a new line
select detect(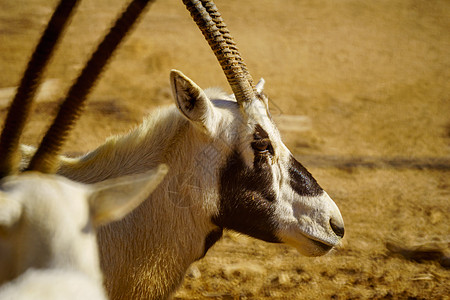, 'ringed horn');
0,0,154,178
183,0,257,105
